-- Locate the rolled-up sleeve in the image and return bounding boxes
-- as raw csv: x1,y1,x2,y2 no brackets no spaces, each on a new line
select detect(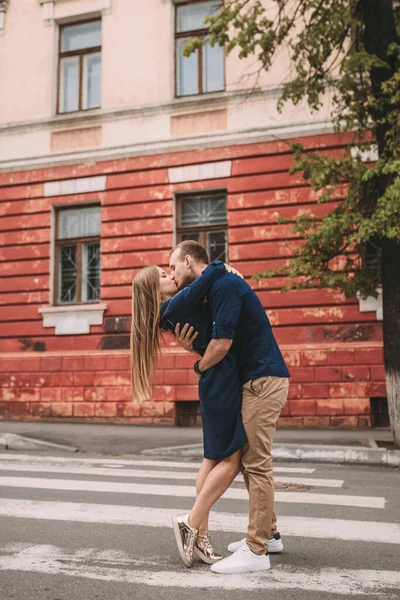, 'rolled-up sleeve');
209,279,243,340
